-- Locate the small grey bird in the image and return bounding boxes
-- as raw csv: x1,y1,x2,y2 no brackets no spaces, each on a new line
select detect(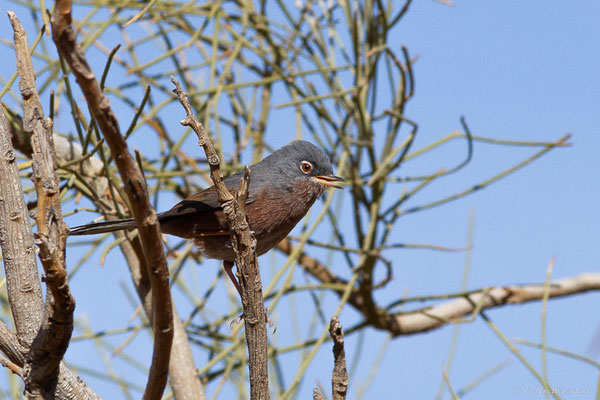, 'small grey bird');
70,140,344,293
